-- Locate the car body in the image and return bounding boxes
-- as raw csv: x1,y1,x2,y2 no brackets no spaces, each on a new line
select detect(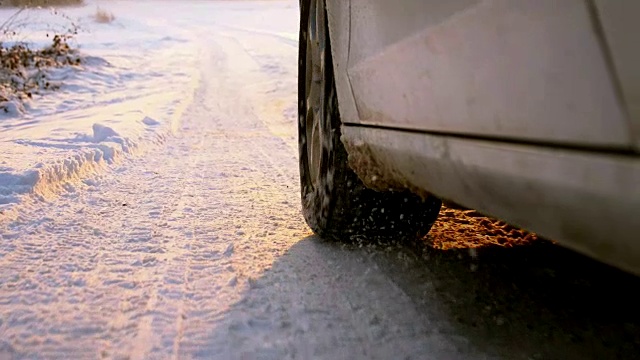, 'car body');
299,0,640,275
